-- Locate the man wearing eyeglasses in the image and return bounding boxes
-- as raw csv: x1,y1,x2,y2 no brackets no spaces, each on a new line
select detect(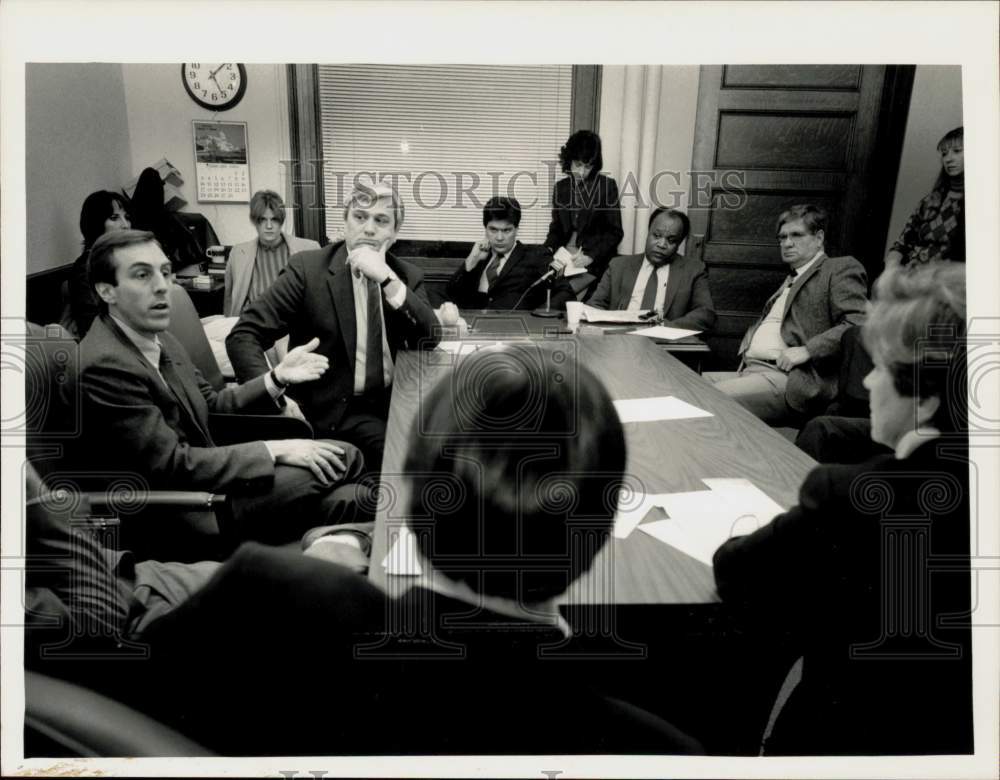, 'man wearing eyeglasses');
709,204,868,426
586,207,716,332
